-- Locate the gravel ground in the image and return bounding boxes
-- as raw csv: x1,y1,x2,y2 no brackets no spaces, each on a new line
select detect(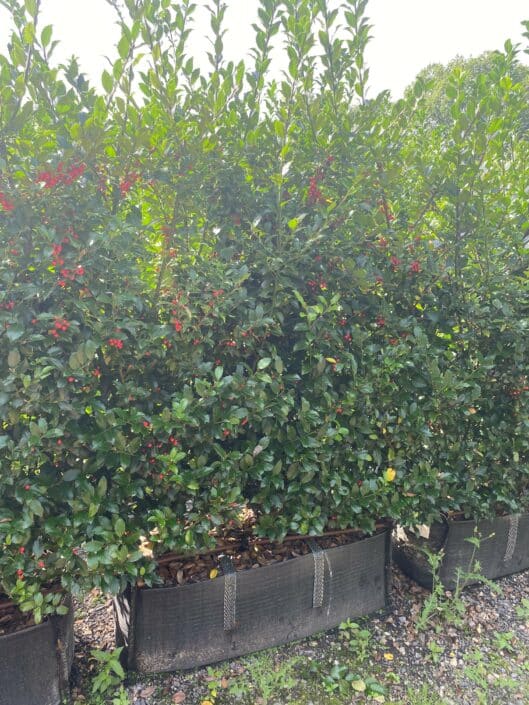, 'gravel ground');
71,564,529,705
